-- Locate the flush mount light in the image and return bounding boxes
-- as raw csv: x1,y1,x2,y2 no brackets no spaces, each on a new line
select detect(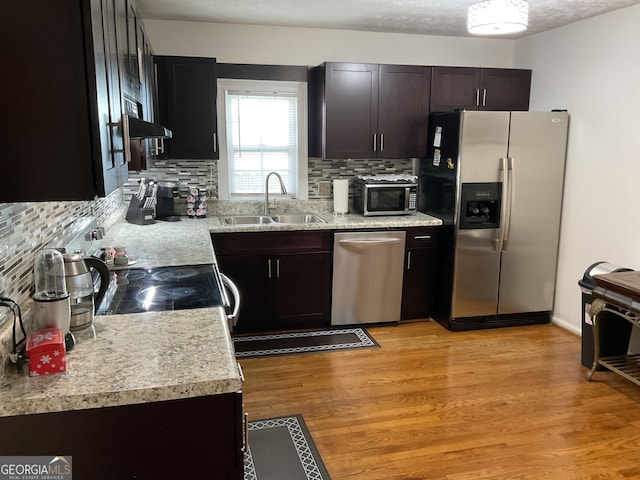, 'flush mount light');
467,0,529,35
